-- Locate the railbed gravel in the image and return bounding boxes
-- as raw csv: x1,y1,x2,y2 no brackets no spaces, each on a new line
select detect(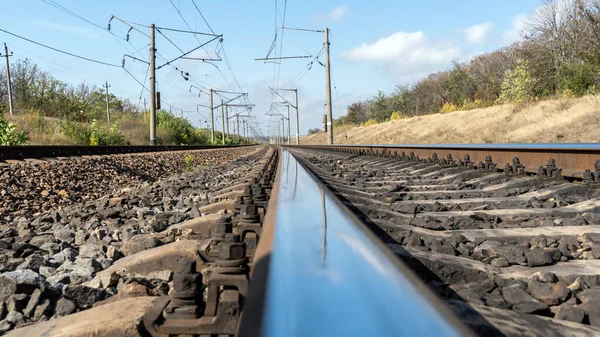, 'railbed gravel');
0,145,265,333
